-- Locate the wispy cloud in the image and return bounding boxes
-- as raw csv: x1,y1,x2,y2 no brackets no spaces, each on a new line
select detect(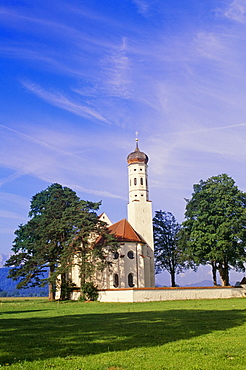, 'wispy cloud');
21,81,108,123
131,0,155,15
0,210,24,220
0,124,77,156
147,120,246,196
0,123,127,201
100,38,131,98
168,122,246,136
70,185,126,200
0,170,27,187
224,0,246,23
0,192,29,209
0,6,83,41
194,32,227,61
